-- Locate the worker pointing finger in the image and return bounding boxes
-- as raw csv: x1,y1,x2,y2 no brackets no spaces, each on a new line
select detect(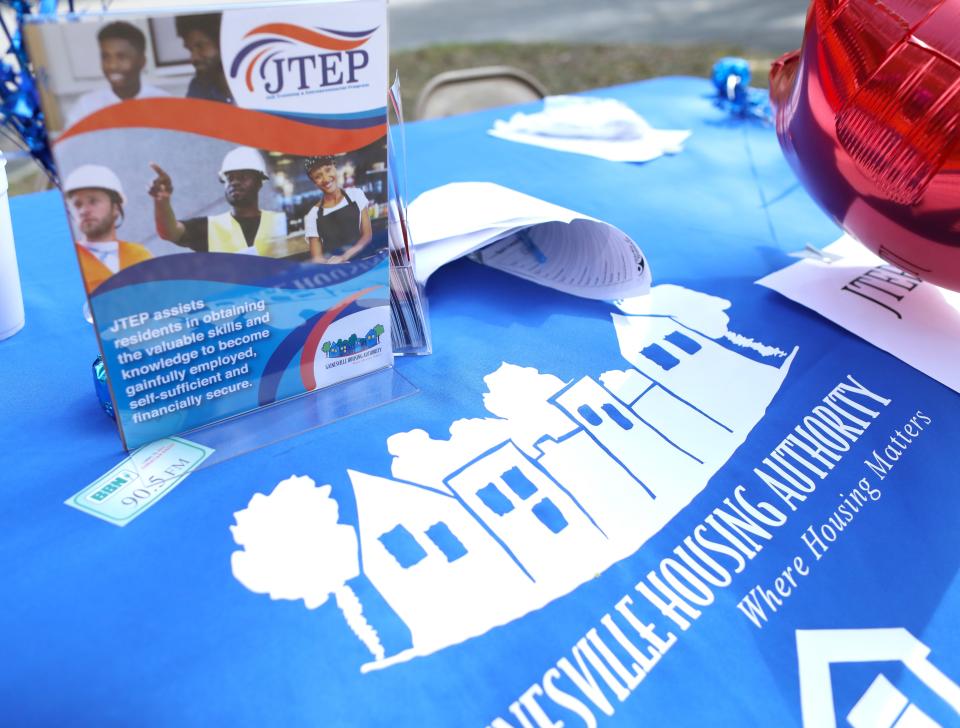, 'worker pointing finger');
151,147,287,256
147,162,173,200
